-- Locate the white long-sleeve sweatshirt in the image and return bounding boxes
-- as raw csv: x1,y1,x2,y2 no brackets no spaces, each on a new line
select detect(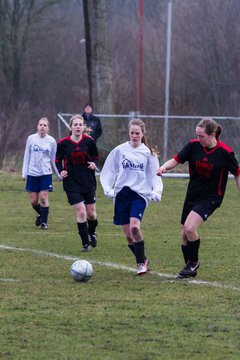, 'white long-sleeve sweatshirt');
22,133,60,179
100,141,163,206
